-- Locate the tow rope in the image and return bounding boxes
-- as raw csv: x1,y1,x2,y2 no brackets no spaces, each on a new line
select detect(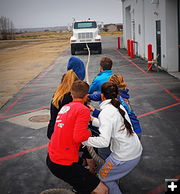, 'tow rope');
85,43,105,169
85,43,90,84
